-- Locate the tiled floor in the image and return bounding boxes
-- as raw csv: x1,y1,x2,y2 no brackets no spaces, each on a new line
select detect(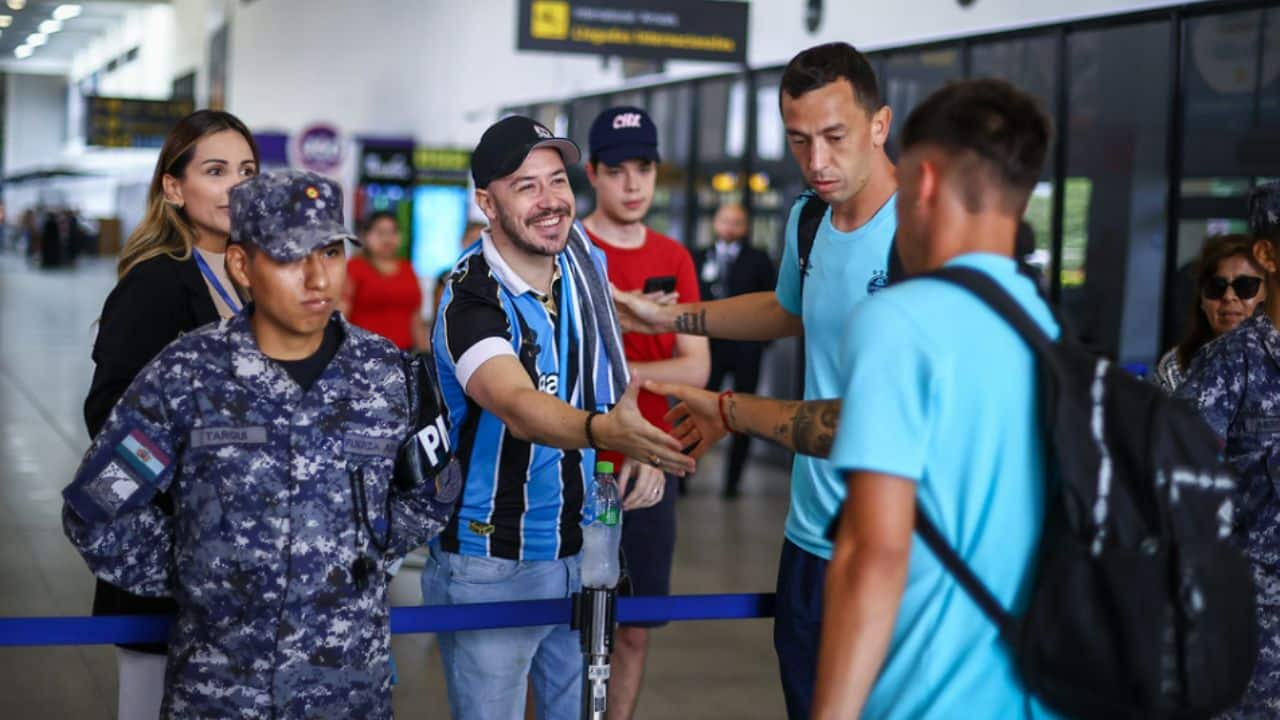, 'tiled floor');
0,255,791,719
